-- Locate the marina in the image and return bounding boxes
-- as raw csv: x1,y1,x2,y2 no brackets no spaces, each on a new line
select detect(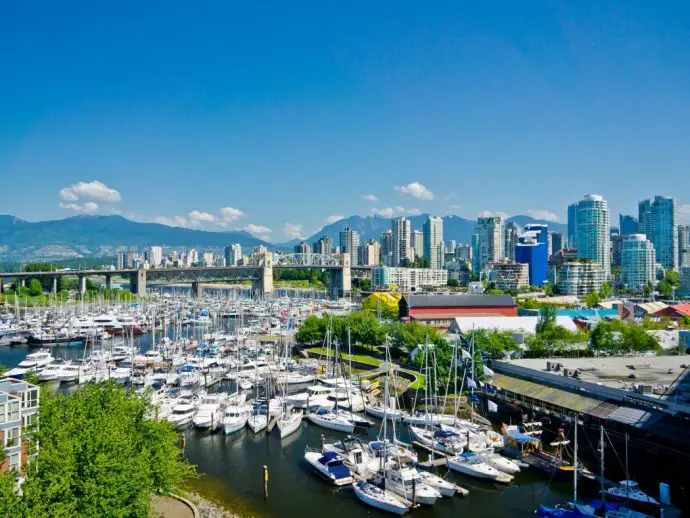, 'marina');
0,292,681,517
